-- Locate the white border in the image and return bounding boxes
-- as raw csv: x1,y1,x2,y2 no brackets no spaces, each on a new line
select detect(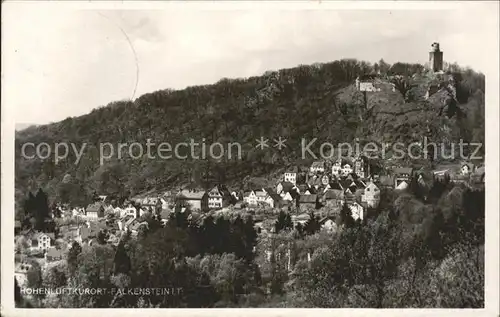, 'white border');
2,1,499,316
